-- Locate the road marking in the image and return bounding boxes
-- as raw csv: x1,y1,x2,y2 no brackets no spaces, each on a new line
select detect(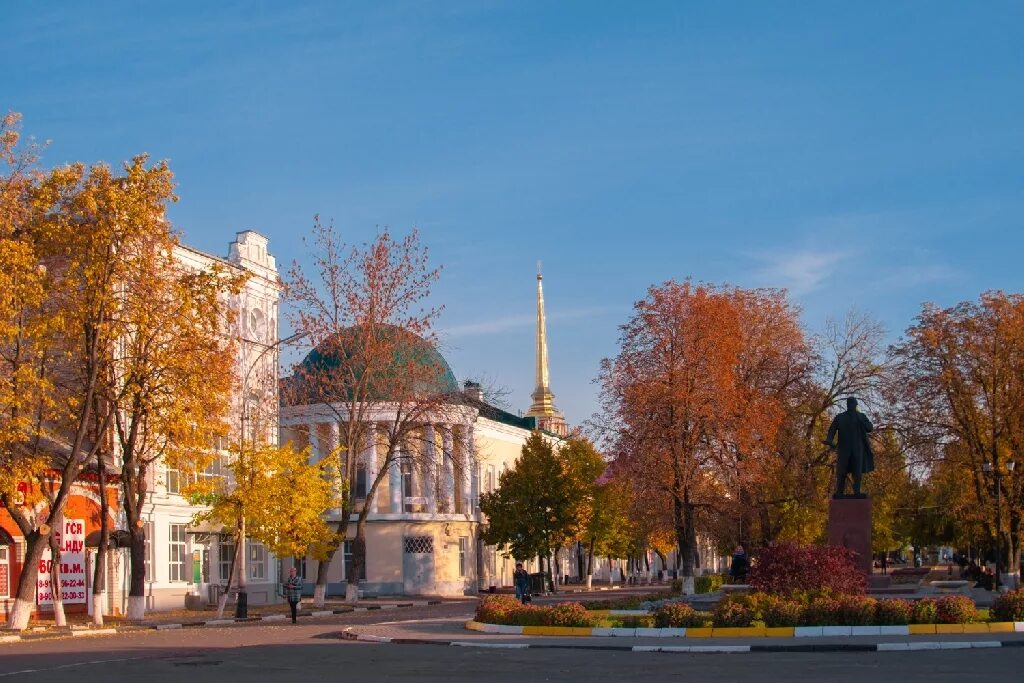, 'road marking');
0,657,147,677
450,642,529,649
